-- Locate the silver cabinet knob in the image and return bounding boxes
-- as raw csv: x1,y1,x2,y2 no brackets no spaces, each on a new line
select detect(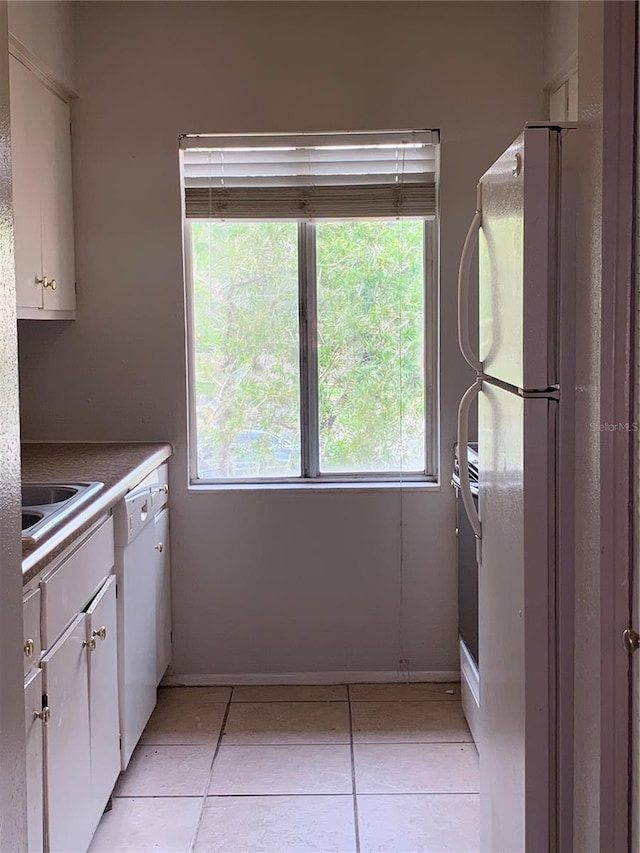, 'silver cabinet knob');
34,706,50,724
